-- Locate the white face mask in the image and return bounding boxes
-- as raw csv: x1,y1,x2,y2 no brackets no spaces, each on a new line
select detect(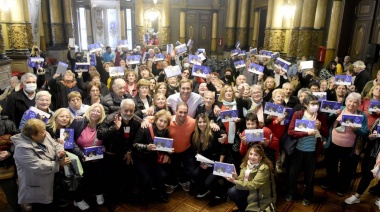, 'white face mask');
121,114,133,121
308,105,319,113
24,83,37,92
